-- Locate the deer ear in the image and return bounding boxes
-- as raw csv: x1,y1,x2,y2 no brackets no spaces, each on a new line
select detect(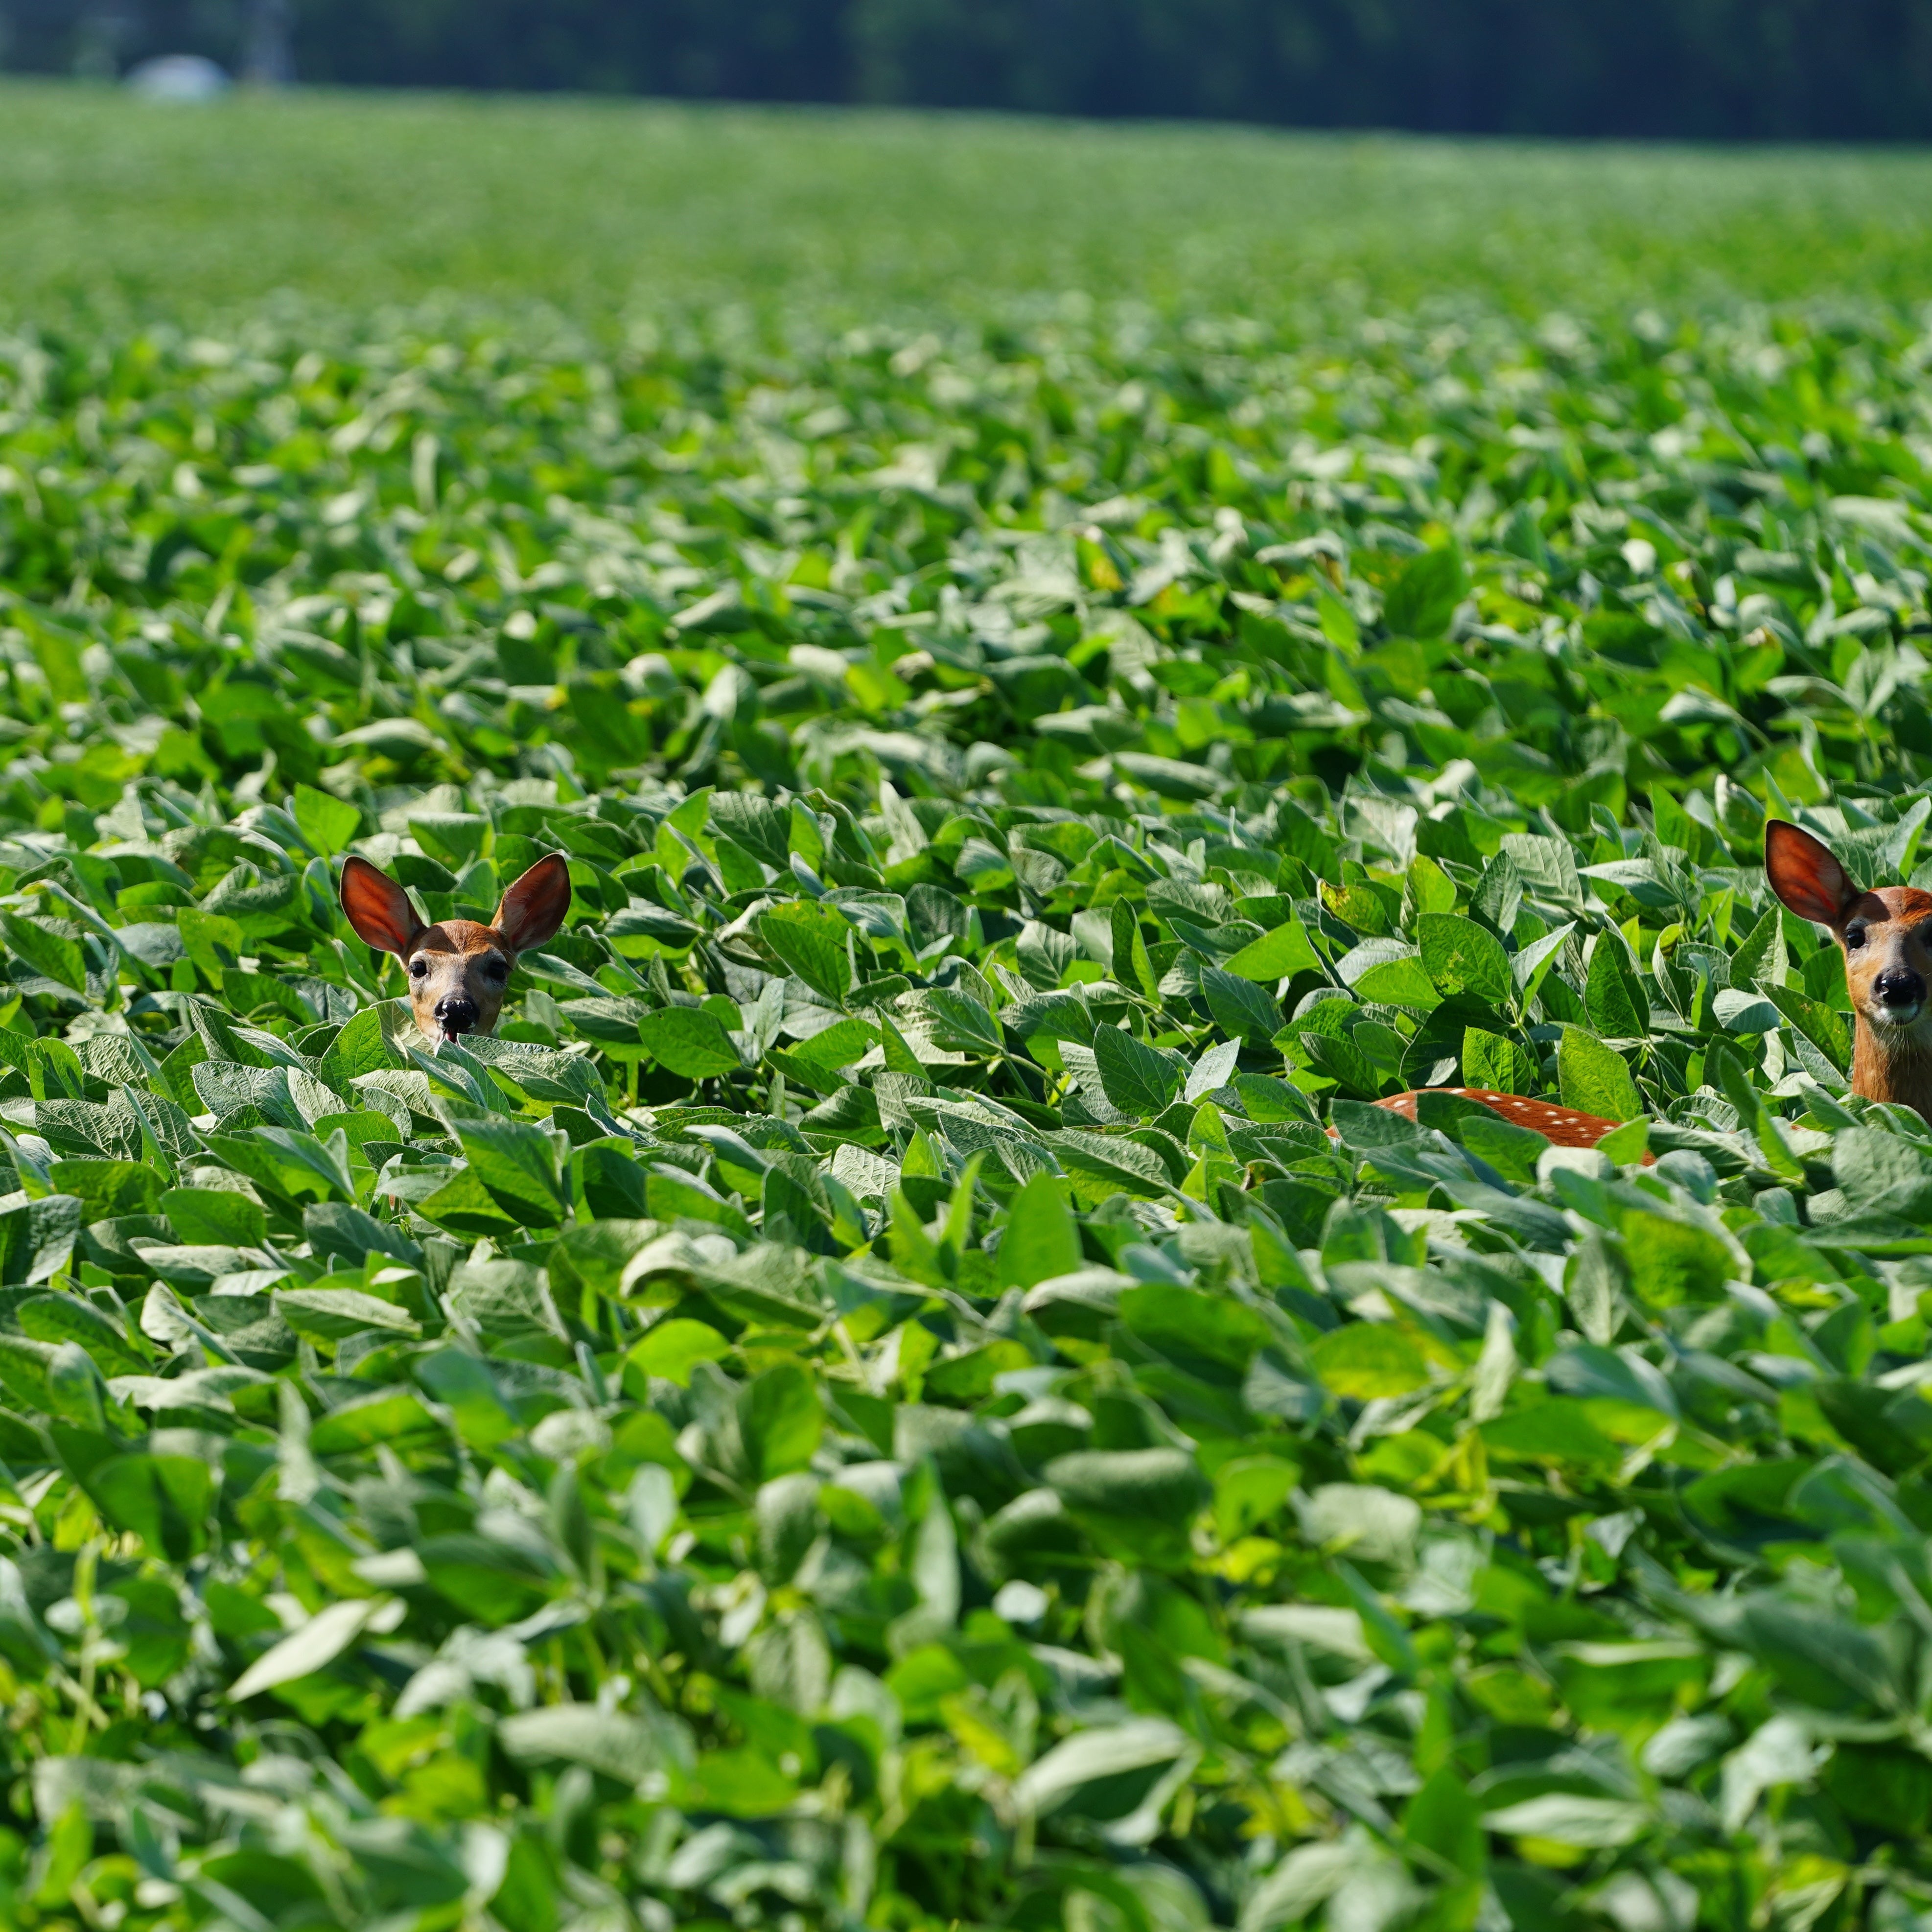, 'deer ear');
493,854,572,954
1765,820,1858,928
340,857,426,957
